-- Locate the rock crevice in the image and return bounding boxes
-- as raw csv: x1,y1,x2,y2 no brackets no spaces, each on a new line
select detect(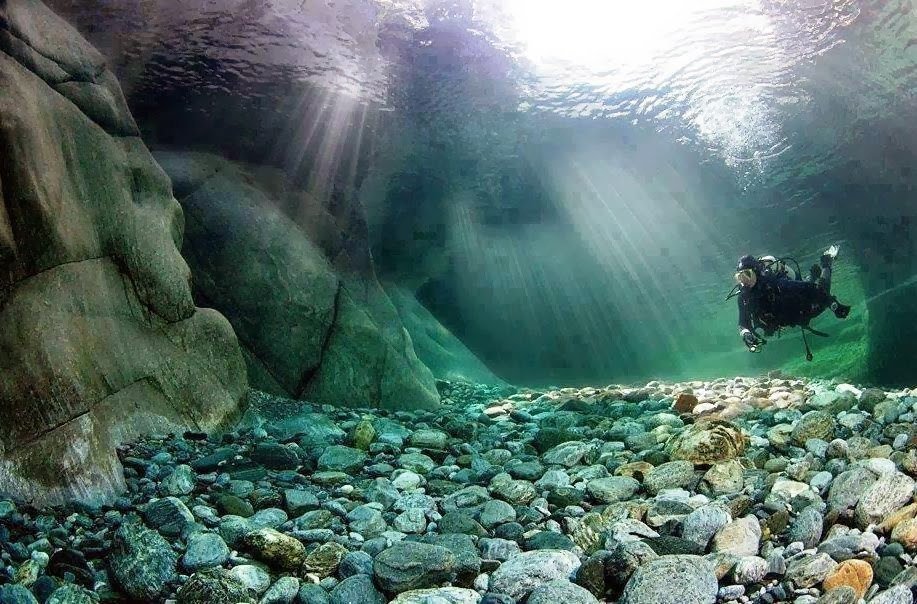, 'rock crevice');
296,280,344,399
156,150,443,410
